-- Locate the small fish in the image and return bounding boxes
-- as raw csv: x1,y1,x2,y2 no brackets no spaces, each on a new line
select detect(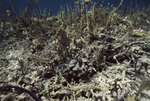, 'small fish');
82,0,91,5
